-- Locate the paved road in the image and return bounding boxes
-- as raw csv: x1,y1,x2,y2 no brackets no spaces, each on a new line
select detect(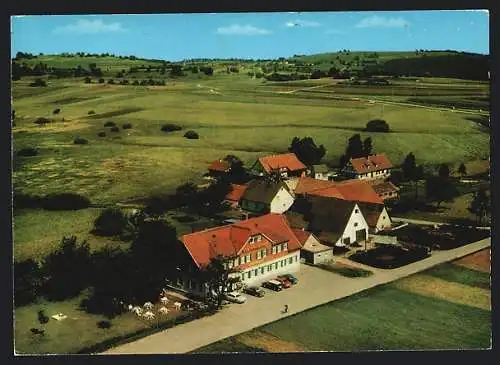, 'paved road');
102,237,490,355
